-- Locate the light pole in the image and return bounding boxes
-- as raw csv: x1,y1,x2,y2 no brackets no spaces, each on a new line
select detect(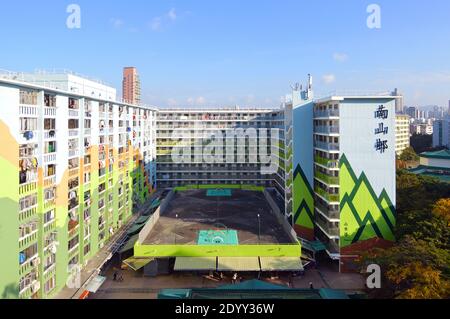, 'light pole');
175,214,178,244
257,213,261,244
